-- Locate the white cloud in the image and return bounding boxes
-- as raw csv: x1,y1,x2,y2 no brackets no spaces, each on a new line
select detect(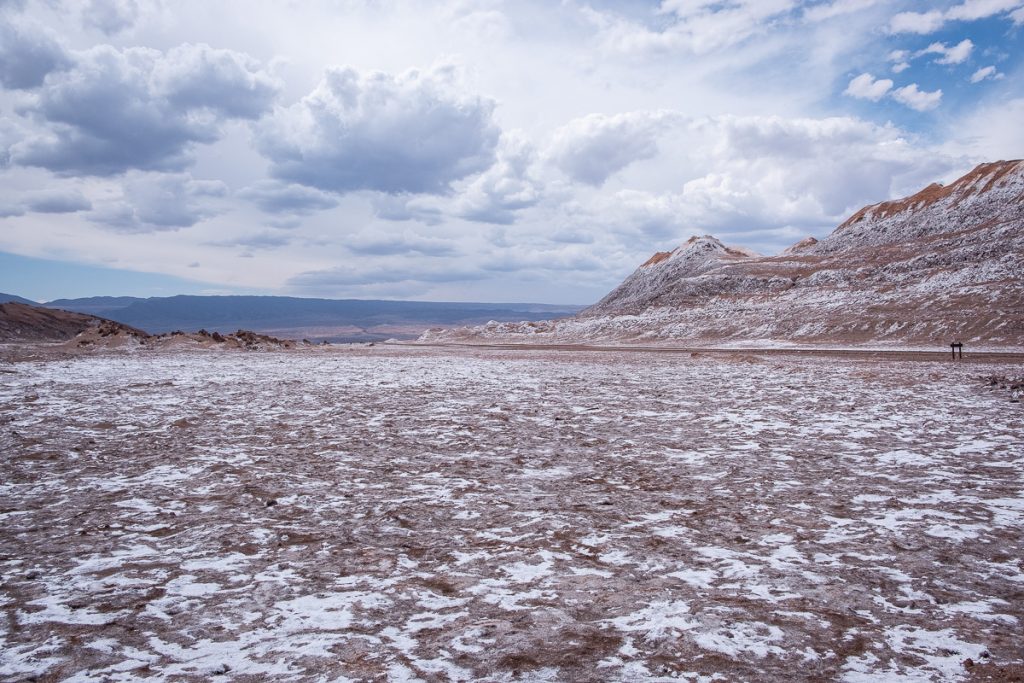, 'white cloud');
543,114,961,256
585,0,800,57
945,0,1024,21
24,190,92,214
450,133,542,224
0,188,92,216
90,173,228,232
890,0,1024,33
891,84,943,111
547,111,682,185
238,181,339,216
680,115,950,224
843,73,893,101
918,39,974,65
367,132,542,226
947,96,1024,159
889,10,945,34
81,0,139,35
0,19,70,90
886,49,910,73
286,260,485,294
970,65,1001,82
13,43,279,176
256,64,500,195
345,229,460,257
802,0,881,22
154,43,282,119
